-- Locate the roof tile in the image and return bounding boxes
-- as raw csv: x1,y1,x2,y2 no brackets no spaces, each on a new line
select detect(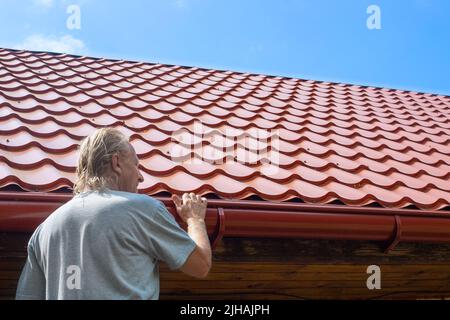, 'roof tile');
0,48,449,210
